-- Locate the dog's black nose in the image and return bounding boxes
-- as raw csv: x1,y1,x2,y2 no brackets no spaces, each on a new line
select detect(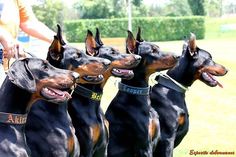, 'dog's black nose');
134,55,142,61
72,72,80,79
174,55,180,60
